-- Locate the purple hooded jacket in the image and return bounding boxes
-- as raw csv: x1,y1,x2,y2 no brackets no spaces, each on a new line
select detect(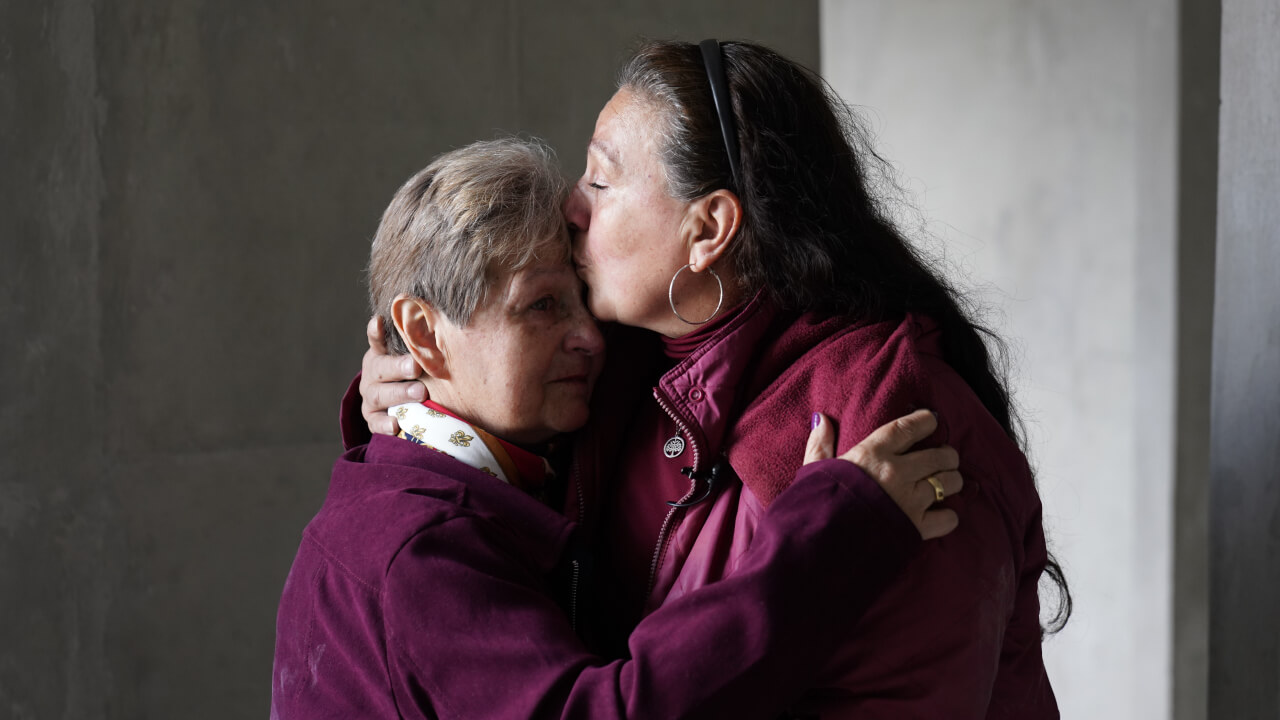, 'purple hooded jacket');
271,431,920,719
